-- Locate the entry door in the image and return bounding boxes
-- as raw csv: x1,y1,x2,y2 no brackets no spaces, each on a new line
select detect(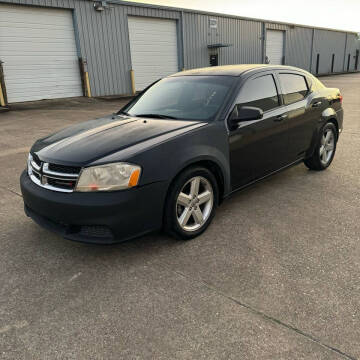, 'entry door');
128,16,179,91
229,73,290,189
0,4,82,103
266,30,285,65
